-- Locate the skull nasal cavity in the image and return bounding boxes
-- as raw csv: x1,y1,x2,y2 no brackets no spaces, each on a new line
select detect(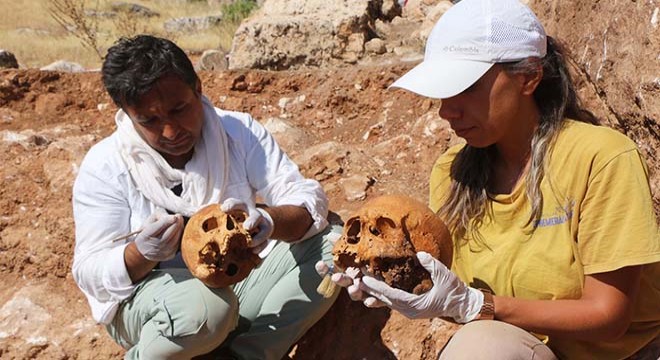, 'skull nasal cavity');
202,218,219,232
226,216,235,230
346,220,361,244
